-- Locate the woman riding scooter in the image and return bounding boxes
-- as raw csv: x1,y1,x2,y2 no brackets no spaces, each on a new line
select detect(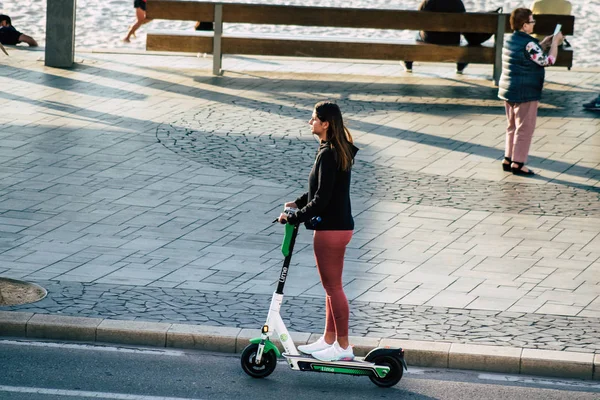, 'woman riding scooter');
278,101,358,362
